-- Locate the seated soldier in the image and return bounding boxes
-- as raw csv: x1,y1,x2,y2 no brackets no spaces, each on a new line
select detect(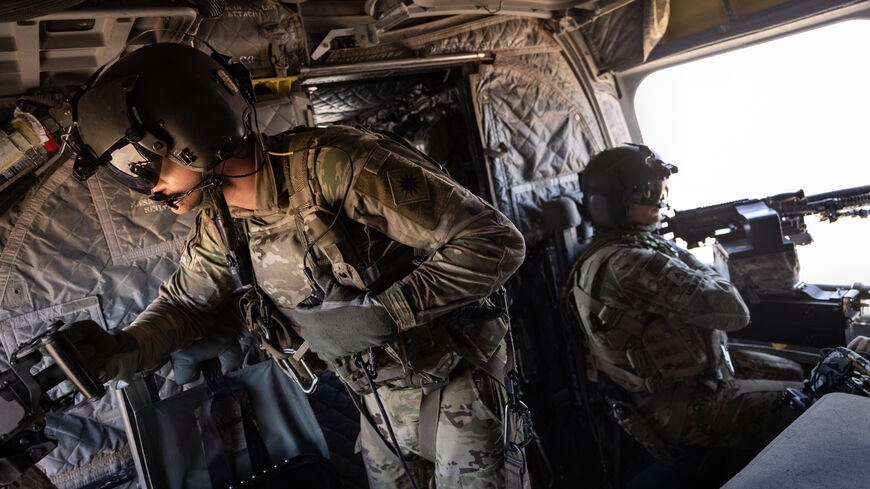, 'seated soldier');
564,144,803,460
